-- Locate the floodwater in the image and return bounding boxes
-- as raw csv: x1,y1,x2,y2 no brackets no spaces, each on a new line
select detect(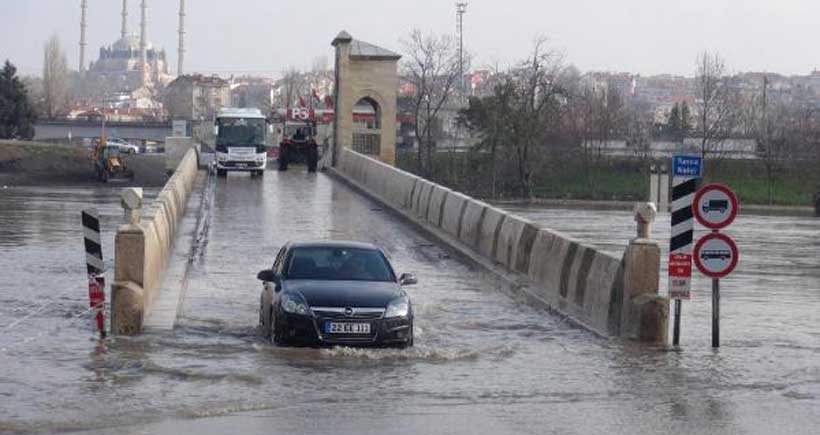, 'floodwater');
1,175,820,435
